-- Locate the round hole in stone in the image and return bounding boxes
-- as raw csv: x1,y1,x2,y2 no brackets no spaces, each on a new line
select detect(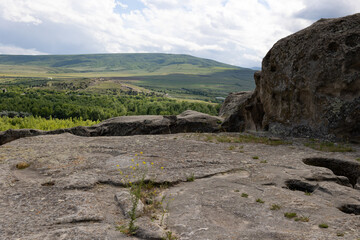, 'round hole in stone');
338,204,360,215
285,179,317,193
303,158,360,187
